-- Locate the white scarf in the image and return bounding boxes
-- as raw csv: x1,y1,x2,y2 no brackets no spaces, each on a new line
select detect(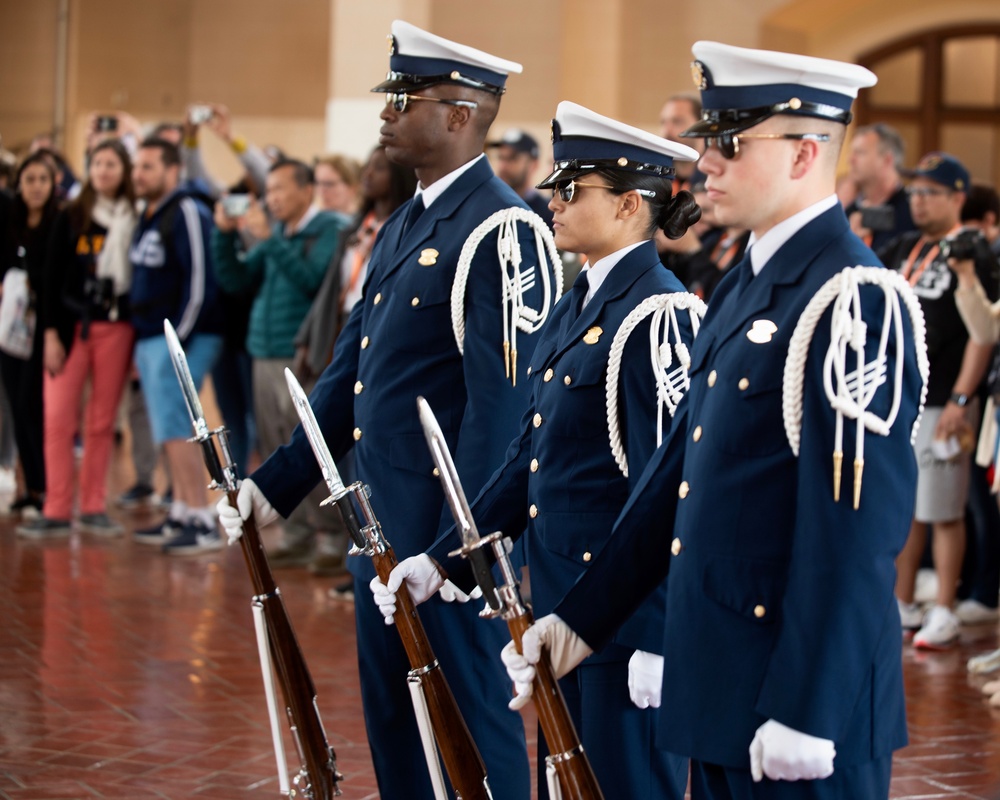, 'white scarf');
91,195,138,295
